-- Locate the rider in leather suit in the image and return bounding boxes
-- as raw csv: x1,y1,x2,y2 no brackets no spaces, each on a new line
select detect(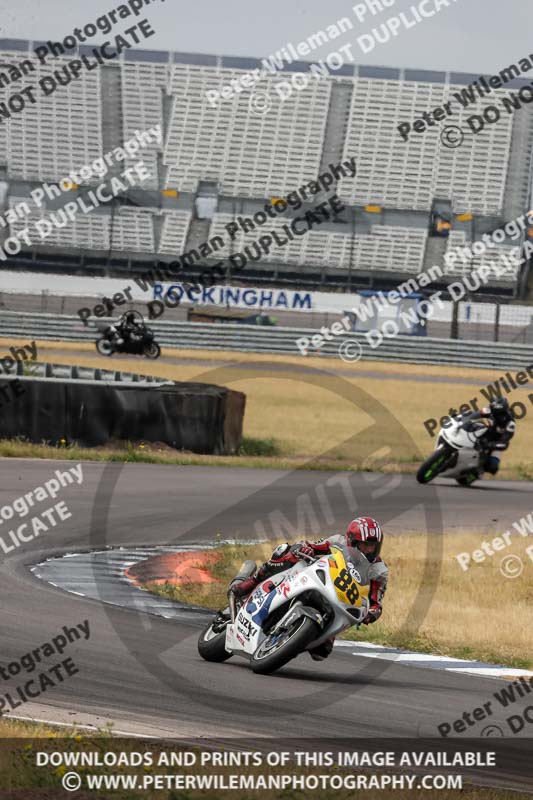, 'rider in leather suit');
113,311,146,347
228,516,388,661
460,397,515,476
